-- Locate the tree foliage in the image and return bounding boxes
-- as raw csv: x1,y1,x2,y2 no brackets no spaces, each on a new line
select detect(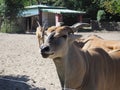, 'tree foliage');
53,0,93,11
102,0,120,15
0,0,27,33
97,10,106,21
0,0,5,17
4,0,25,20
